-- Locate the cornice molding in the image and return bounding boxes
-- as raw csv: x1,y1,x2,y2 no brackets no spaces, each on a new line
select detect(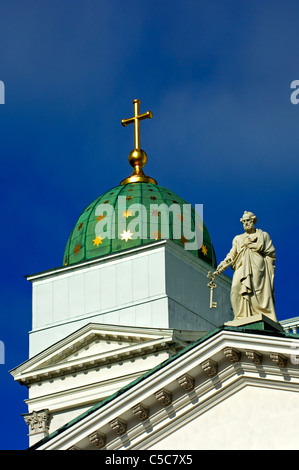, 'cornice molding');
35,328,299,450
